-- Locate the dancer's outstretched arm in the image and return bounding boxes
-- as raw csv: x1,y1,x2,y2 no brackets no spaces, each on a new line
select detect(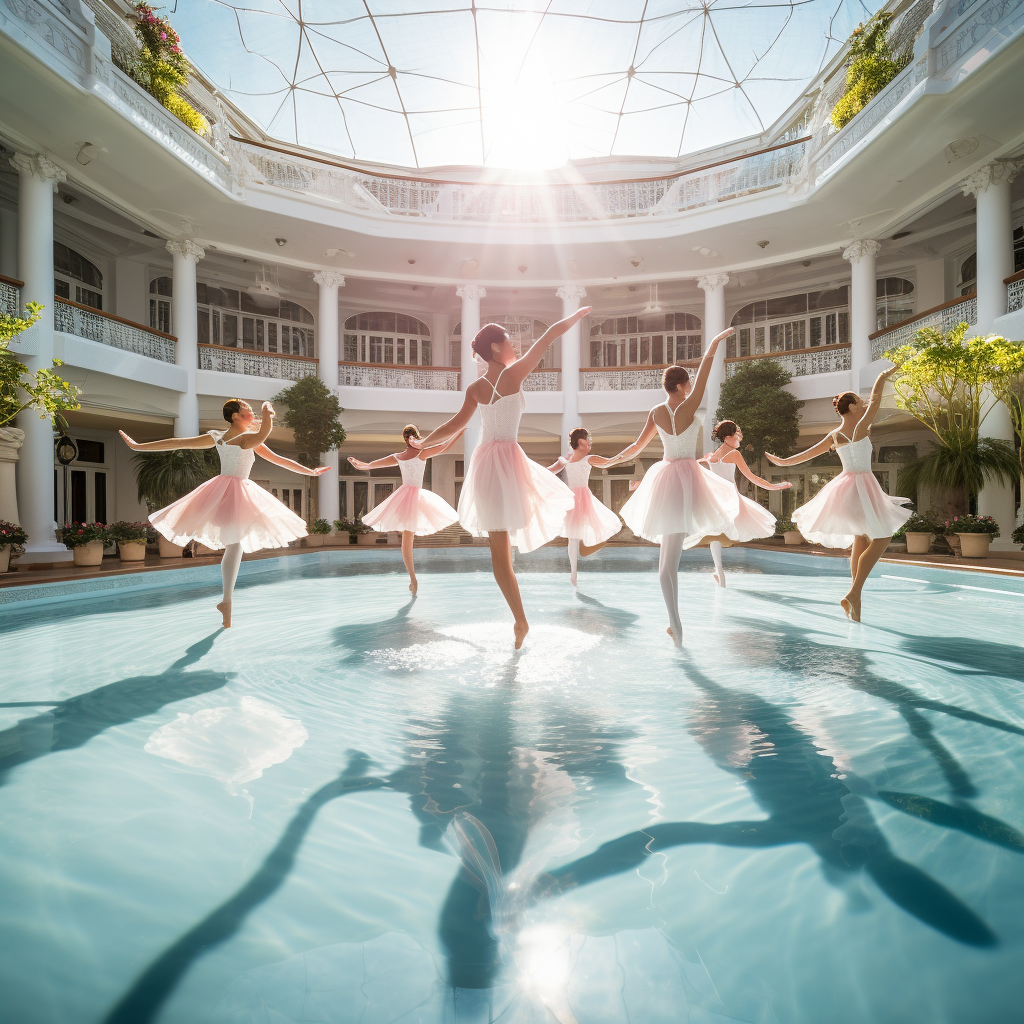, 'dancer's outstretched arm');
545,456,567,473
601,410,659,467
765,434,834,468
257,446,329,476
119,430,214,452
410,391,481,449
675,327,734,418
504,306,593,387
422,430,464,459
347,454,399,472
853,364,899,440
720,449,792,491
